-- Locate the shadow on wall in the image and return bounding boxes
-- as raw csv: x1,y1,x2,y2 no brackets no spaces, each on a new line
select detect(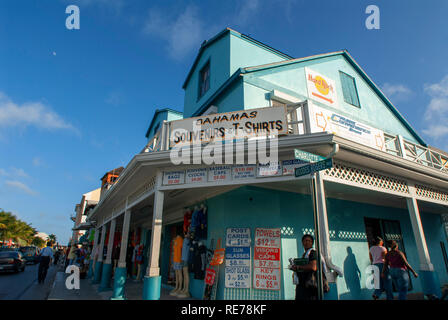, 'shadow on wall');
341,246,364,299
